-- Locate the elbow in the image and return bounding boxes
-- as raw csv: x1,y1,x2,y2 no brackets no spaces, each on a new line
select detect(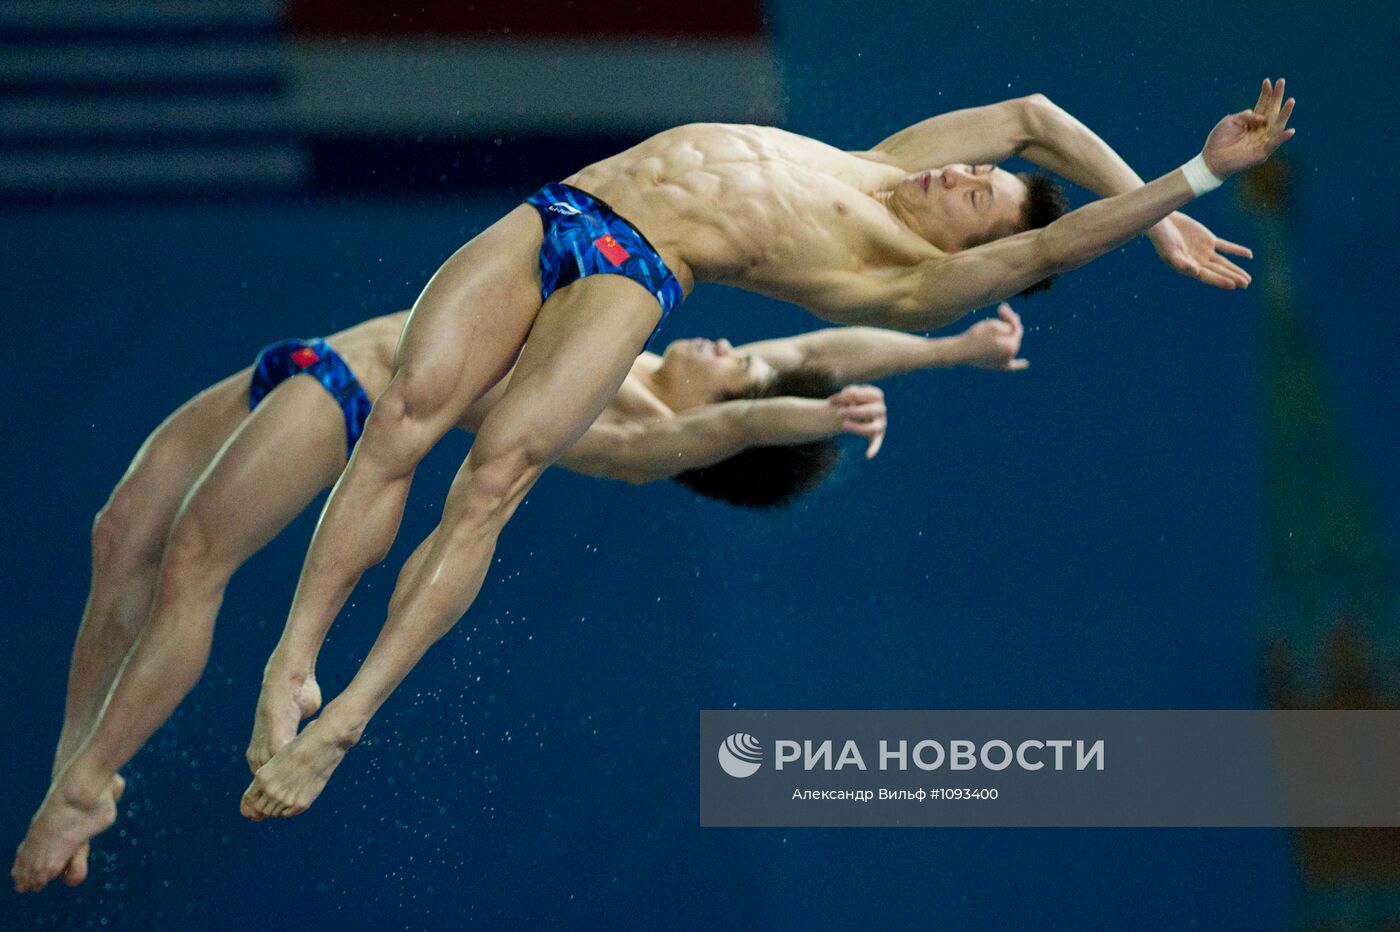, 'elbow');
730,400,764,443
887,298,959,333
1032,223,1081,274
1017,93,1058,143
1020,93,1058,119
